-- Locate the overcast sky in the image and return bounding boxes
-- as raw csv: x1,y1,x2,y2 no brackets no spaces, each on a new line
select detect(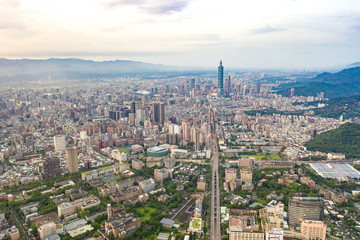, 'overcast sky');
1,0,360,69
